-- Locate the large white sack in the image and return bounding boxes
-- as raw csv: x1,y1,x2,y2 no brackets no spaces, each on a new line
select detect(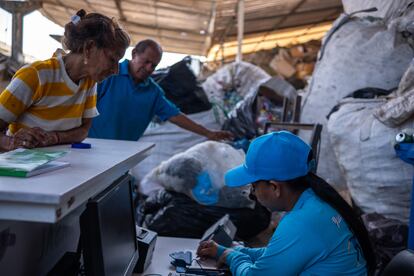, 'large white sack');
201,61,270,125
343,0,413,22
131,109,220,195
141,141,254,209
301,12,414,188
327,98,413,223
